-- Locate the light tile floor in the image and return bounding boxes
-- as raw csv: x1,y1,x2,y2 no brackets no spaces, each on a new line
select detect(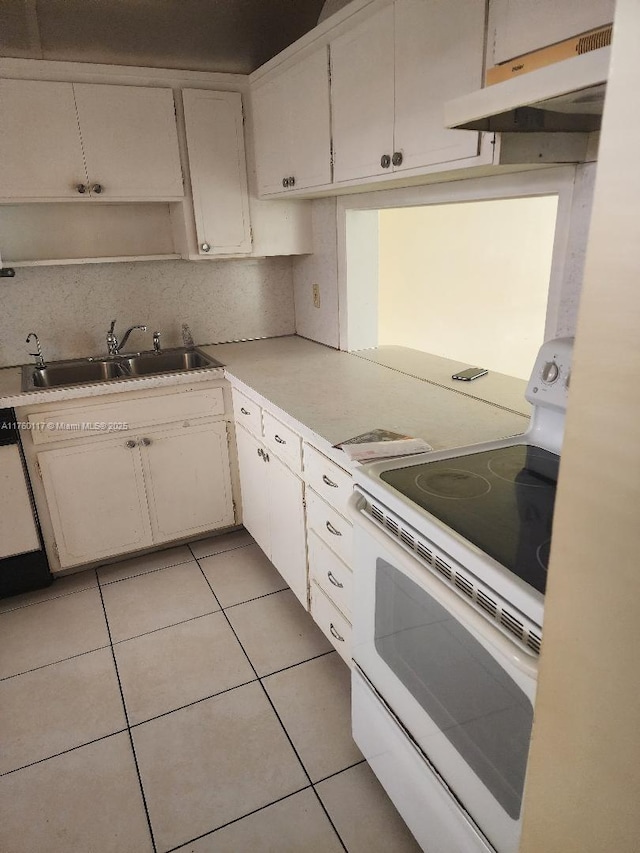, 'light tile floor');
0,530,421,853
